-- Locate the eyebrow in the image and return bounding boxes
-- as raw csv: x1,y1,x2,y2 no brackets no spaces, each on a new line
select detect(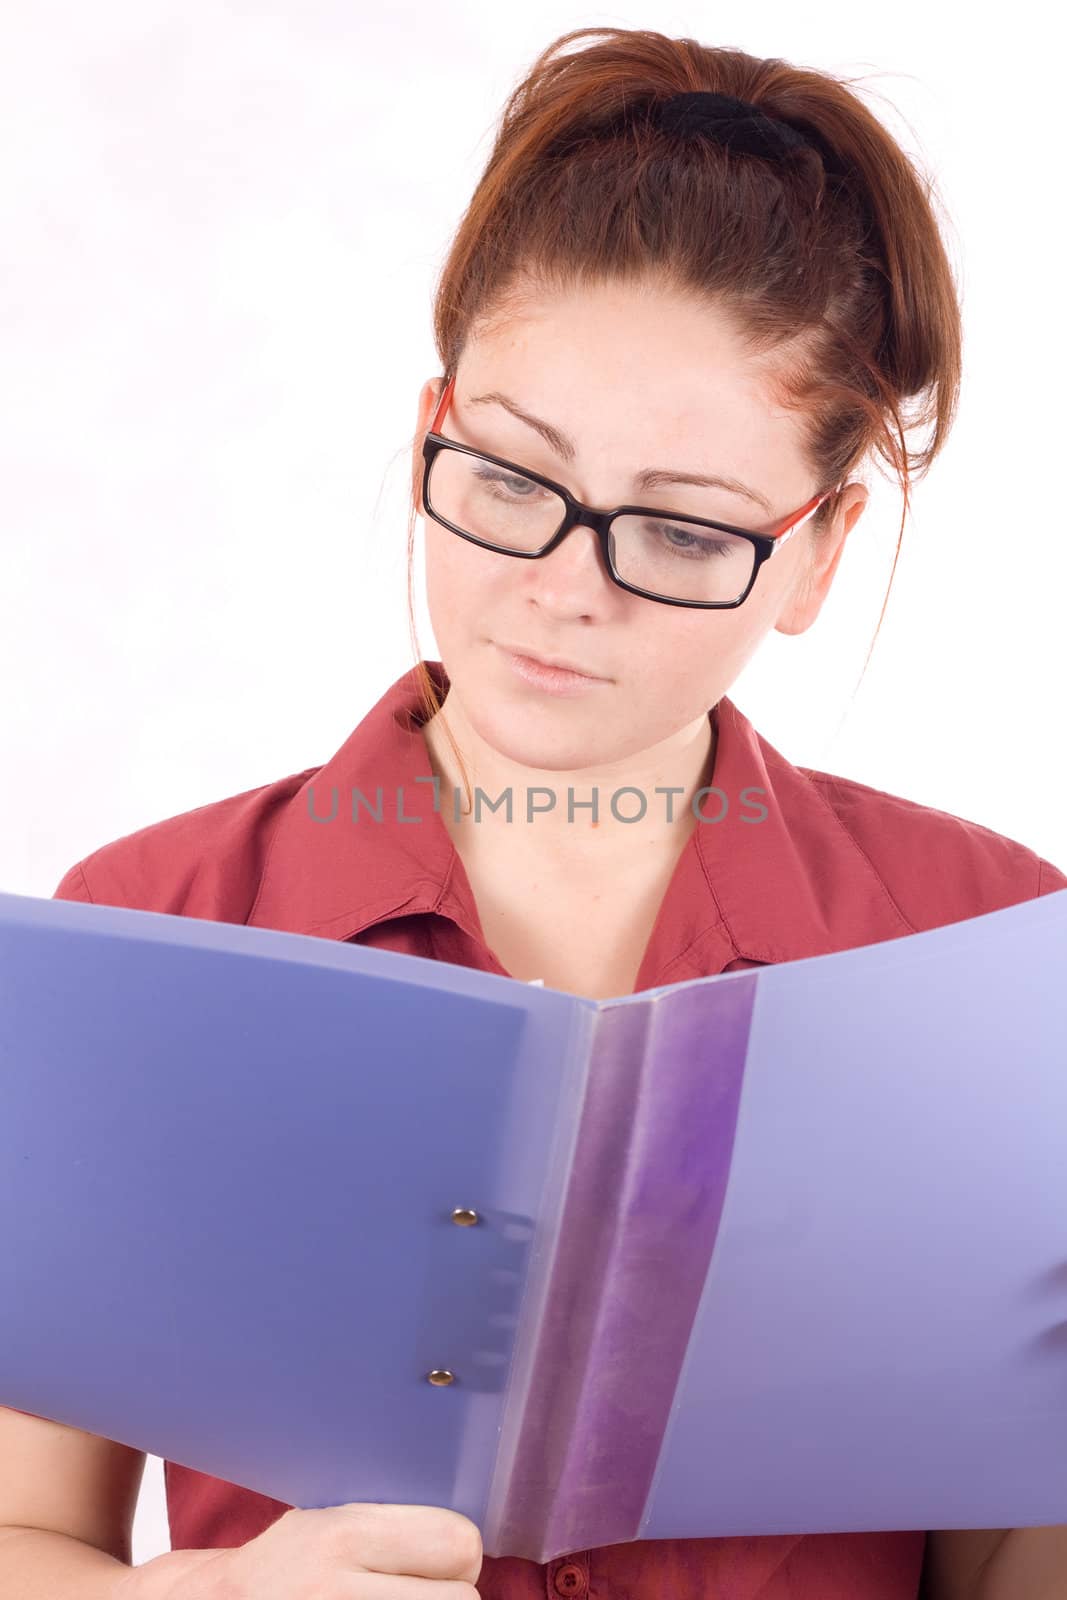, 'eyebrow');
465,389,775,517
